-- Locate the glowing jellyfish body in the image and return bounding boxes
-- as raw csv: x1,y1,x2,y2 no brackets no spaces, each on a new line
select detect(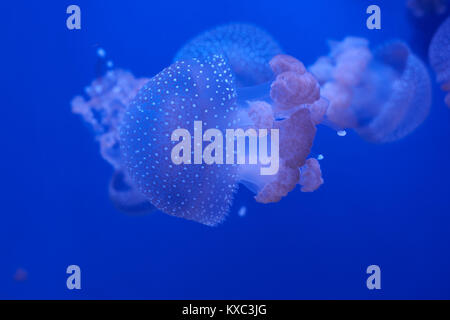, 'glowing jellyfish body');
174,23,283,87
71,69,155,214
429,16,450,108
120,54,324,226
309,37,432,143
